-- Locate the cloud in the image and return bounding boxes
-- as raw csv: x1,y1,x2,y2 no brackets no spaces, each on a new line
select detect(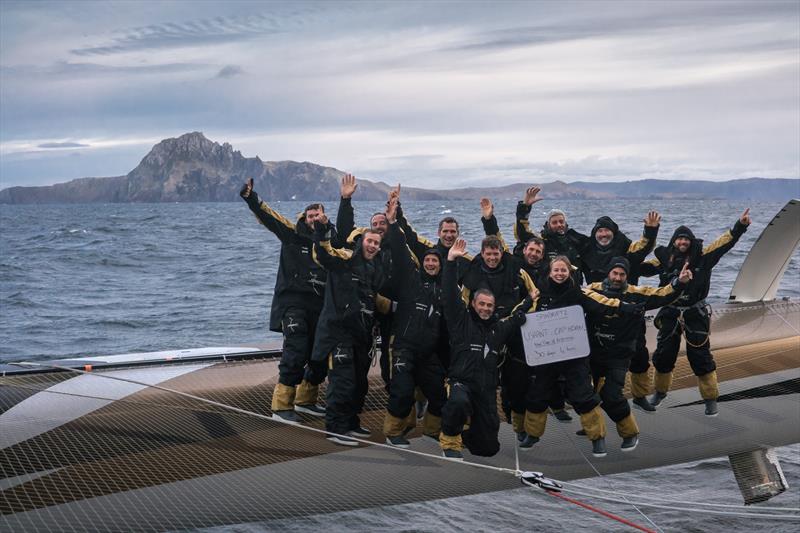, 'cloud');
37,141,89,148
214,65,244,79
